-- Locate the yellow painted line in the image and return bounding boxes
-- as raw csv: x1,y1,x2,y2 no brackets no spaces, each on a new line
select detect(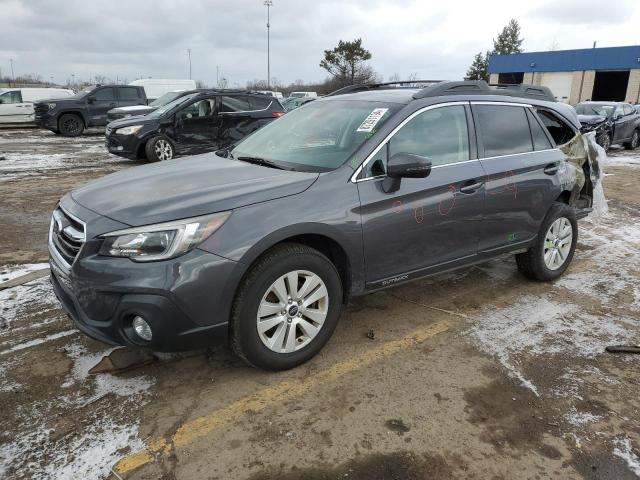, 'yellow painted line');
113,320,450,474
